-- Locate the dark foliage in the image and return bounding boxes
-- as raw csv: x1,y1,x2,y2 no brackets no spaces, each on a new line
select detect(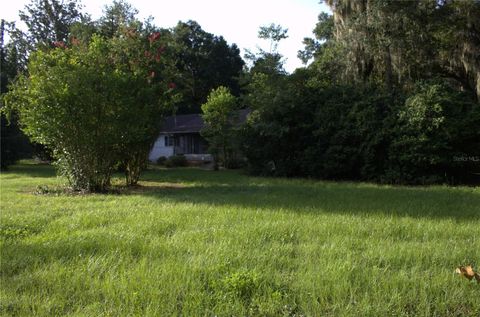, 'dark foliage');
156,156,167,165
165,155,188,168
242,72,480,184
1,20,33,169
1,114,32,169
171,21,245,114
240,0,480,185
